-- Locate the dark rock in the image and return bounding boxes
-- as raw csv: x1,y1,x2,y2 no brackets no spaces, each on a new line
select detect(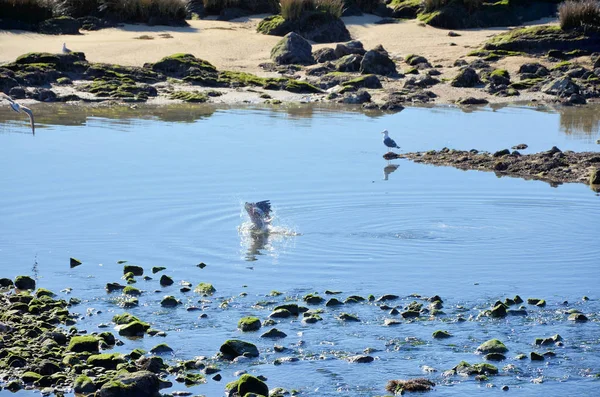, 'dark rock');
8,86,26,99
305,63,335,76
136,356,166,373
151,54,216,78
14,275,36,290
257,12,350,43
348,354,374,363
74,375,96,394
484,353,506,361
220,339,259,360
31,88,57,102
96,371,160,397
160,296,179,307
340,89,371,104
159,274,173,286
518,63,548,76
106,282,125,292
313,47,338,63
566,93,586,105
542,77,579,97
590,168,600,185
432,330,452,339
453,59,468,67
451,67,481,87
405,54,429,66
456,97,488,105
237,374,269,397
334,40,366,58
78,16,115,31
150,343,173,354
0,277,14,287
566,67,587,78
38,17,80,35
530,352,544,361
404,75,439,88
336,54,363,72
260,328,287,339
470,59,491,70
271,32,314,65
118,321,150,337
548,49,566,59
360,49,397,76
